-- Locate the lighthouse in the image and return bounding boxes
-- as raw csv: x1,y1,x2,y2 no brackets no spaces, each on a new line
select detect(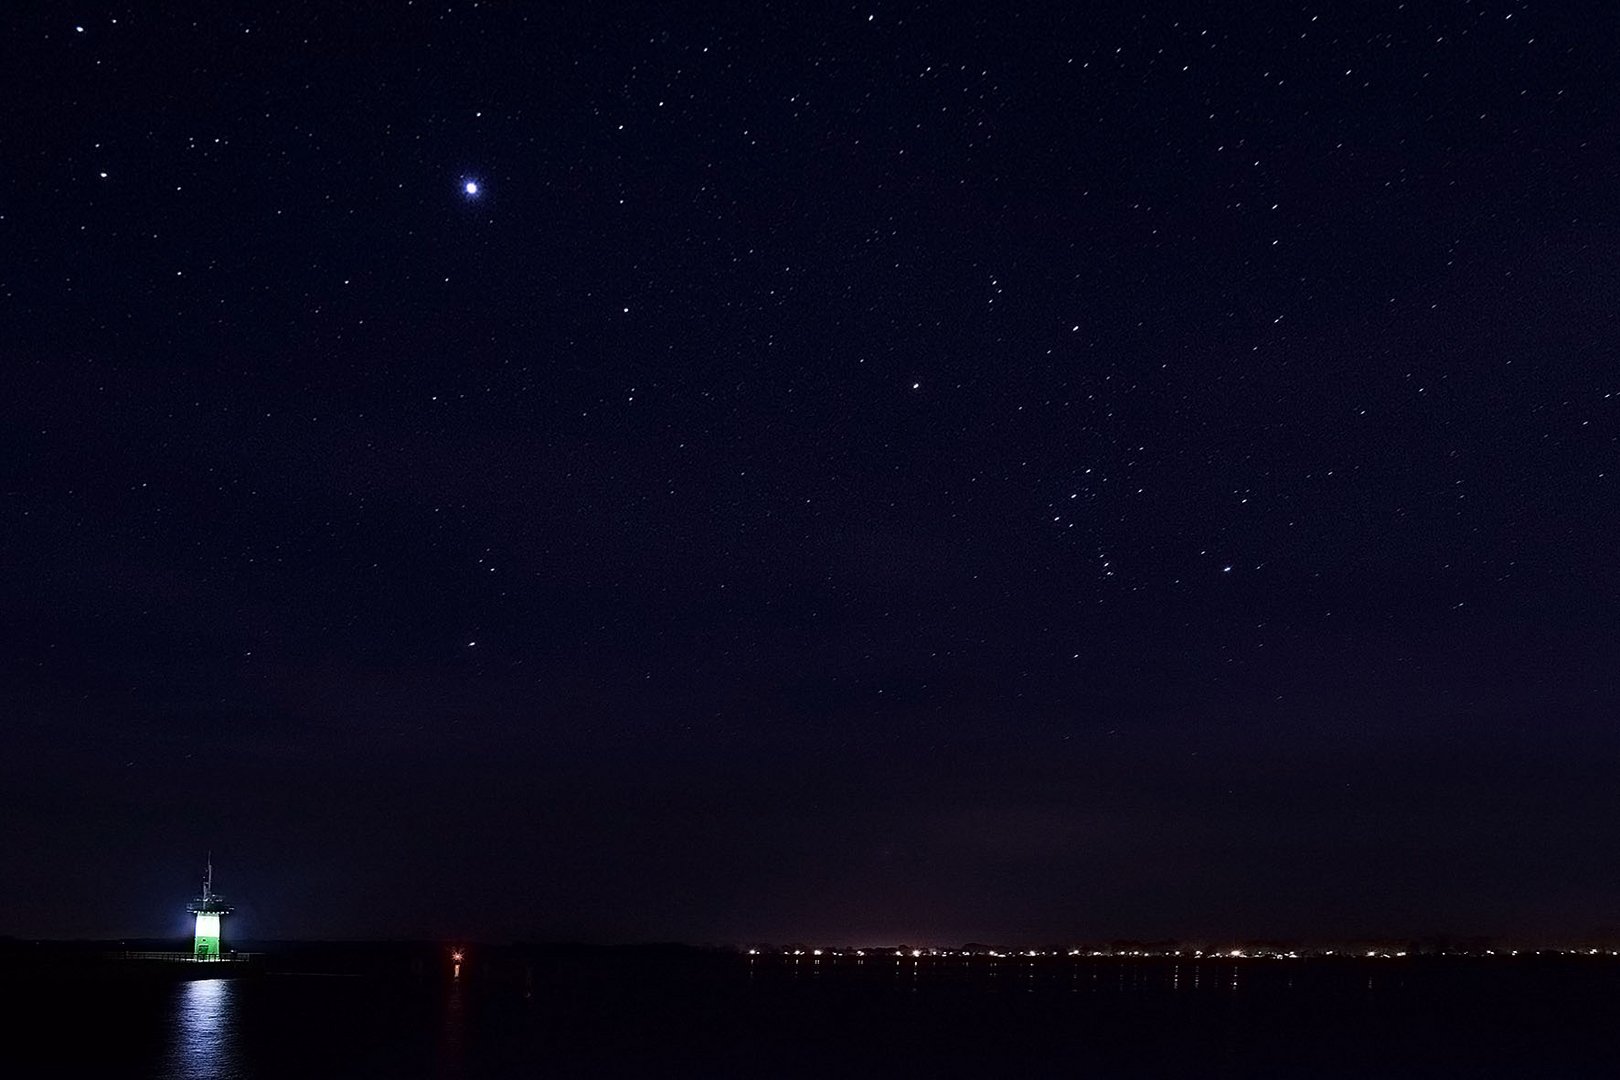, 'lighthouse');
186,854,232,961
